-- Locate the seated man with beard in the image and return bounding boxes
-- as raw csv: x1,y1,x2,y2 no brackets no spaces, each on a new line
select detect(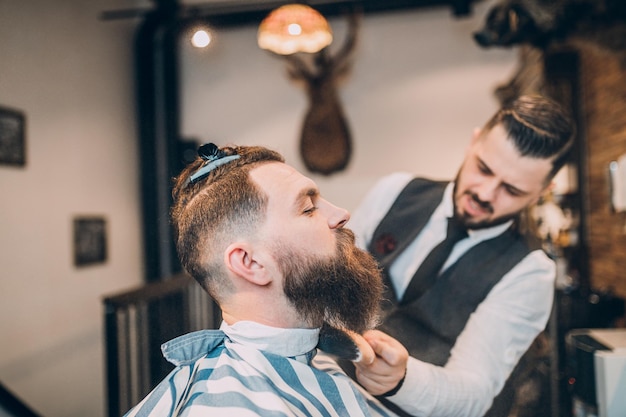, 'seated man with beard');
122,143,405,417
